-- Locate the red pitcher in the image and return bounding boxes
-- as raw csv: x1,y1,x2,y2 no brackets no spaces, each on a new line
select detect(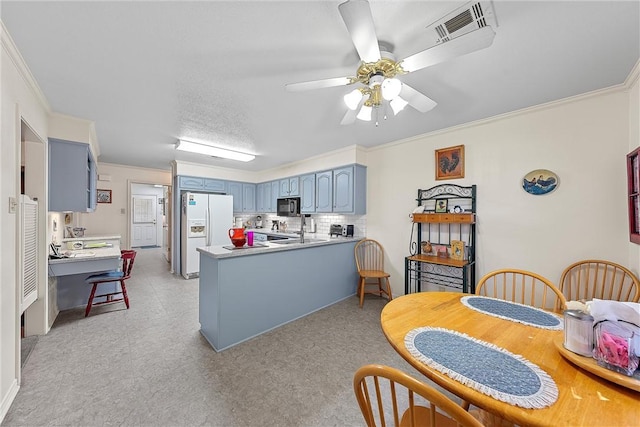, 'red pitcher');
228,228,246,248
